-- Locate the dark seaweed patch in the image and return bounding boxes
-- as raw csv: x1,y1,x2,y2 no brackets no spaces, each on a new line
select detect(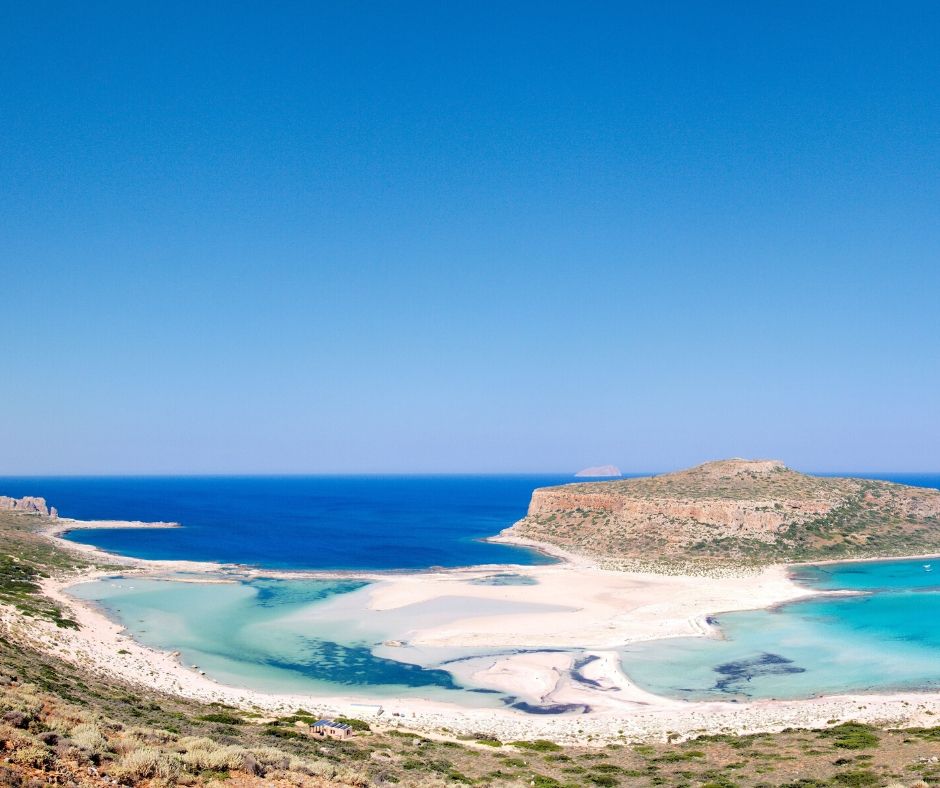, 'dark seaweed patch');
712,652,805,693
468,573,538,586
261,639,462,690
439,648,567,667
509,701,589,714
570,654,604,688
